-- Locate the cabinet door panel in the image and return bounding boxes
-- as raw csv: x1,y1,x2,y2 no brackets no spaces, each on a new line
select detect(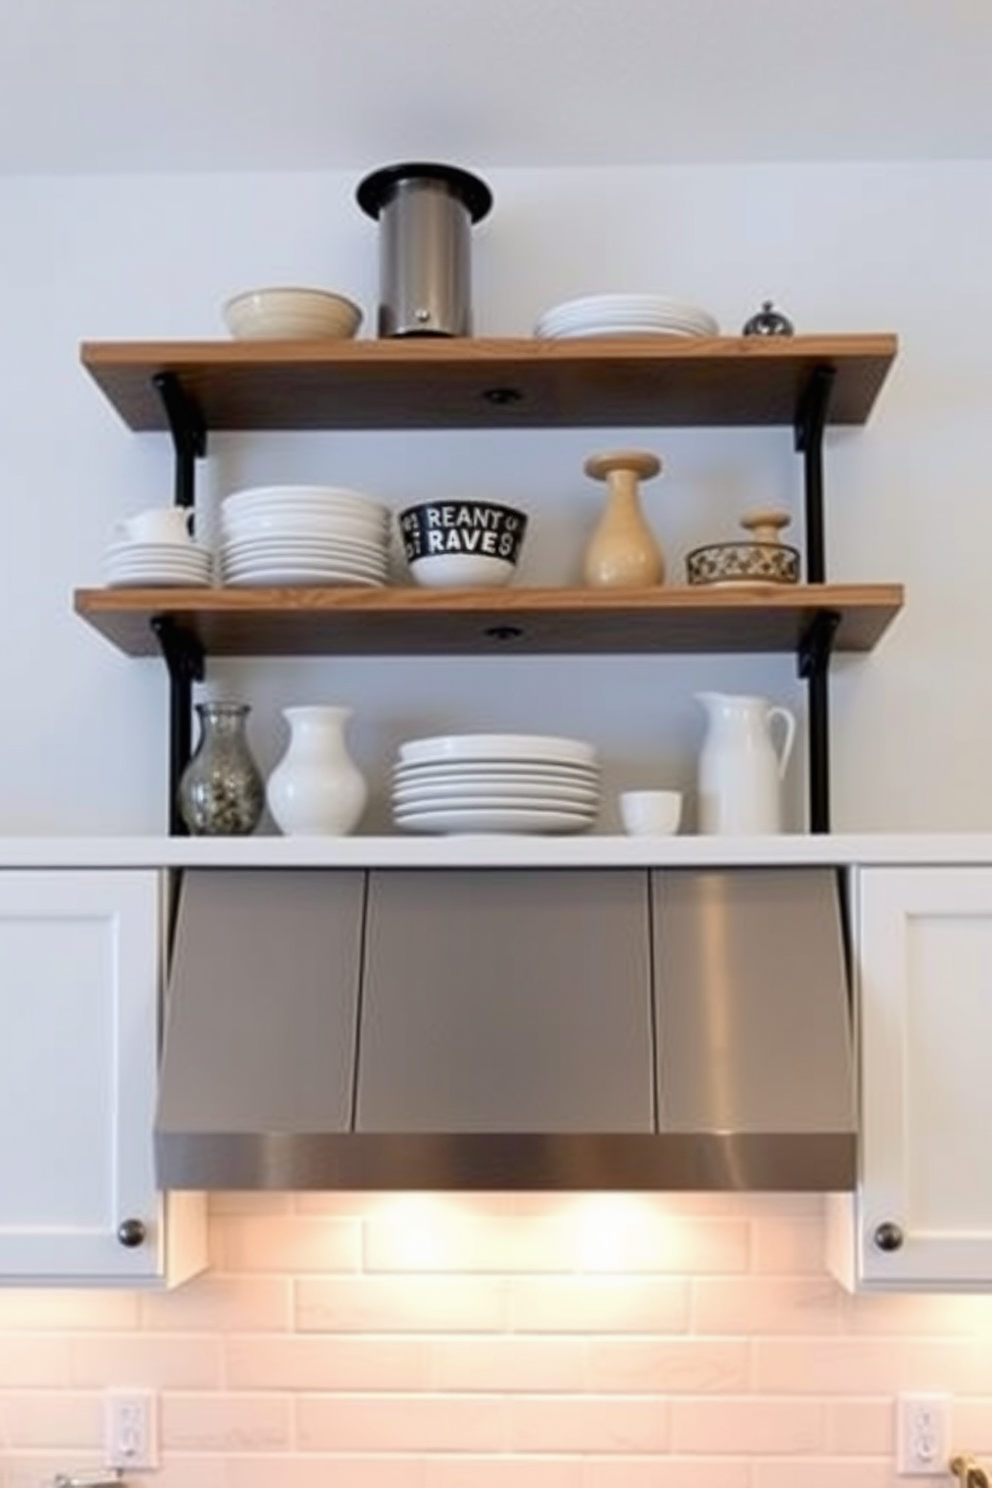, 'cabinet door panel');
0,870,164,1281
358,869,653,1132
855,866,992,1287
